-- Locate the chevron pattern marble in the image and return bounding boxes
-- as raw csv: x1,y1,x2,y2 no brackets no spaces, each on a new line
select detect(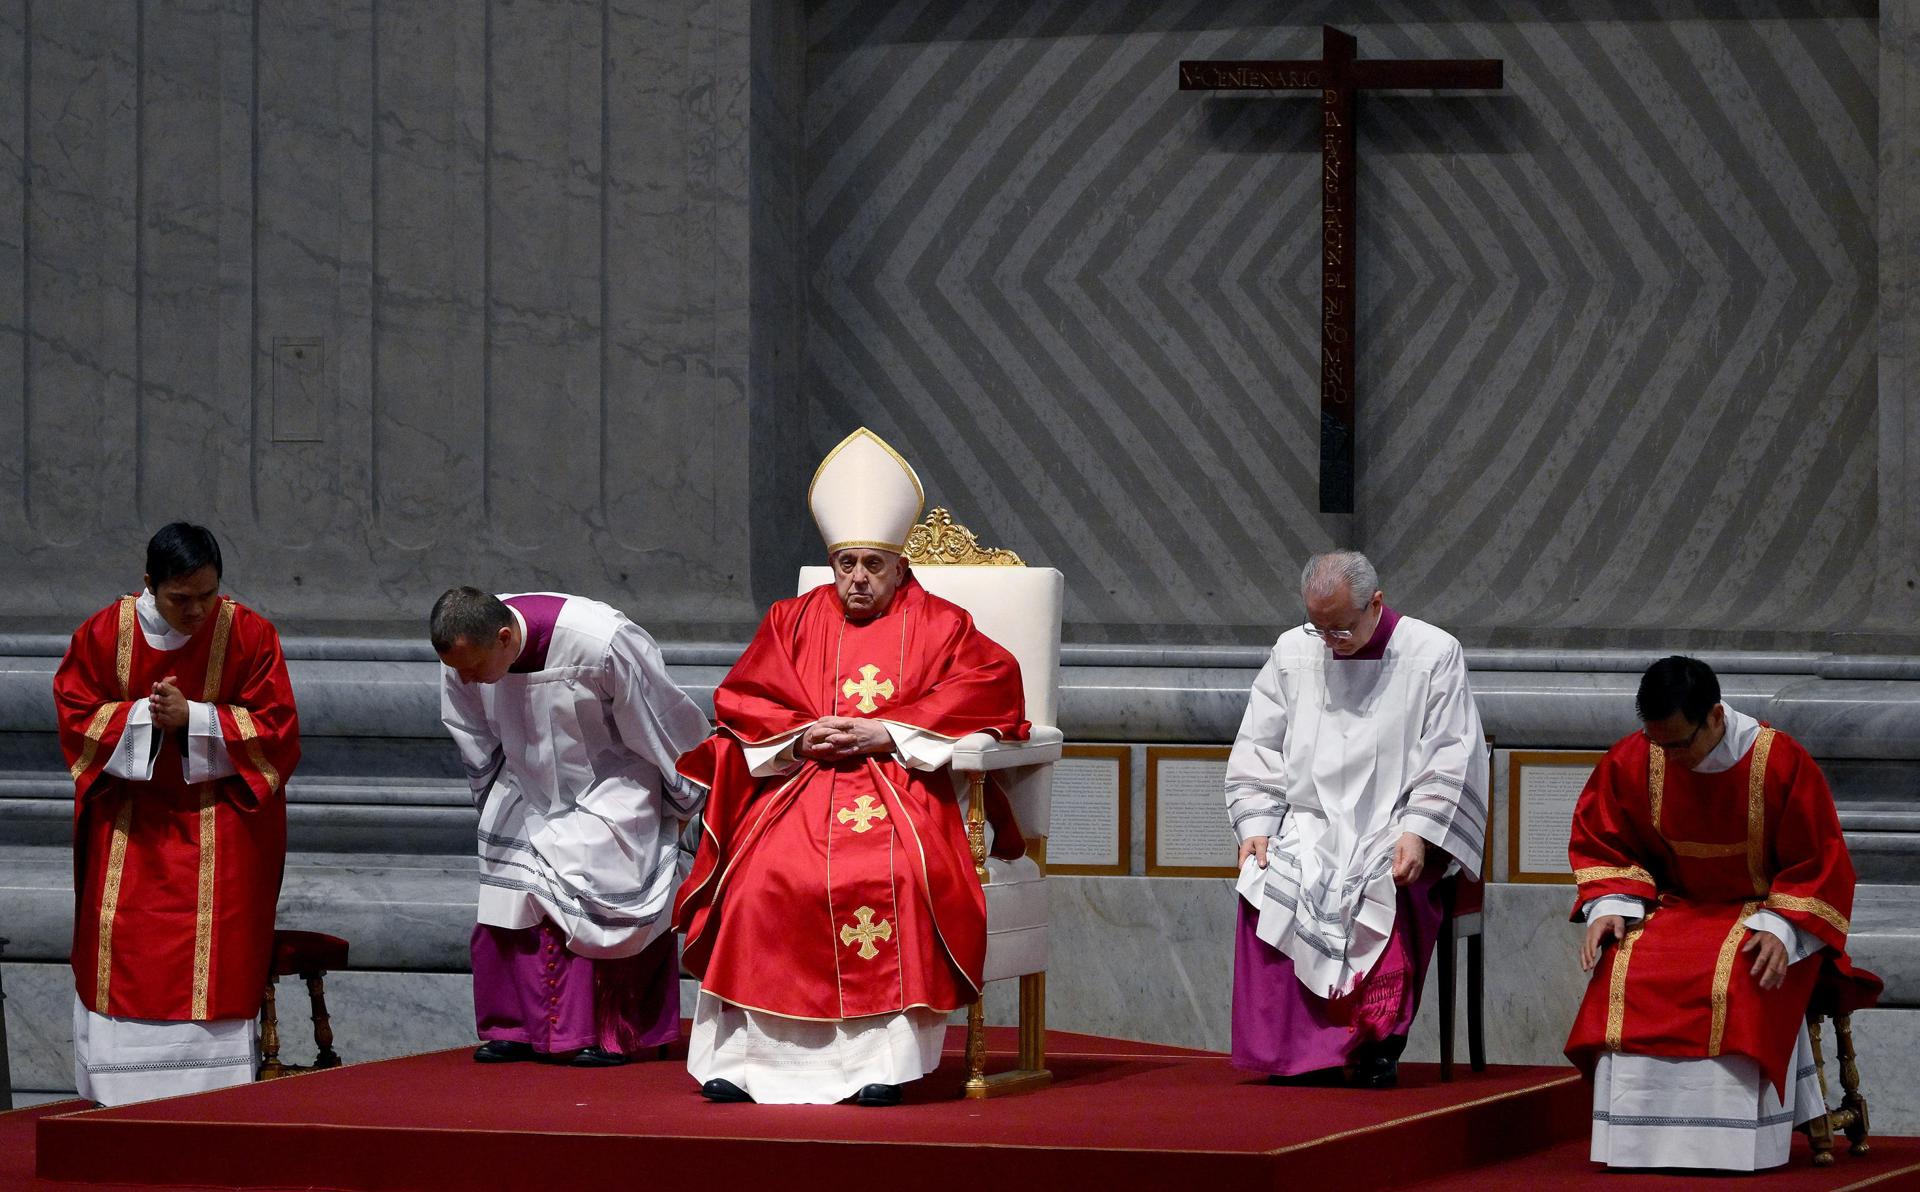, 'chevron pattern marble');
800,2,1878,645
